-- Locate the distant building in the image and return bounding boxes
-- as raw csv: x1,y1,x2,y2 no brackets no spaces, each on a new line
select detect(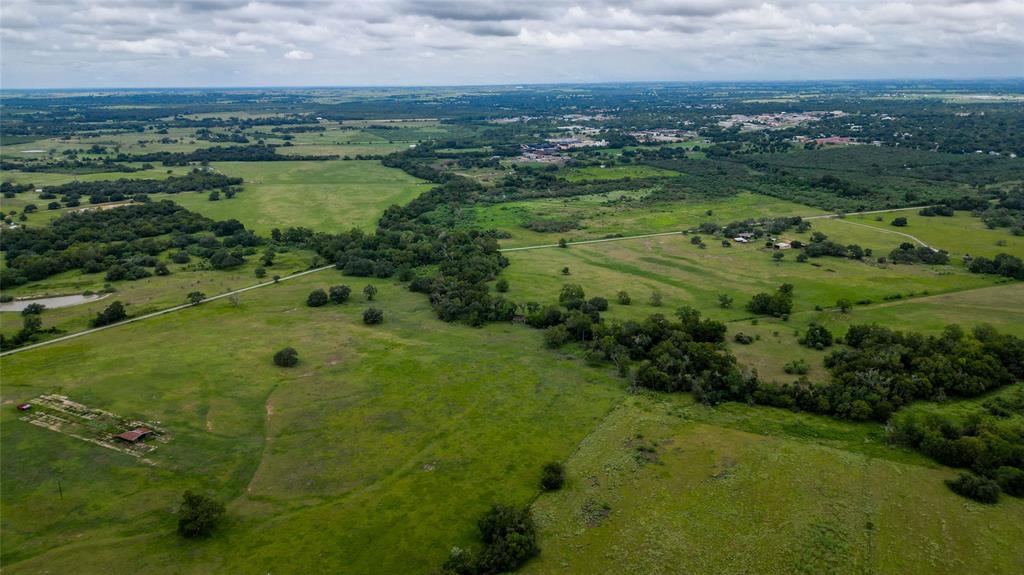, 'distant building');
773,242,792,250
733,237,749,243
17,403,32,412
